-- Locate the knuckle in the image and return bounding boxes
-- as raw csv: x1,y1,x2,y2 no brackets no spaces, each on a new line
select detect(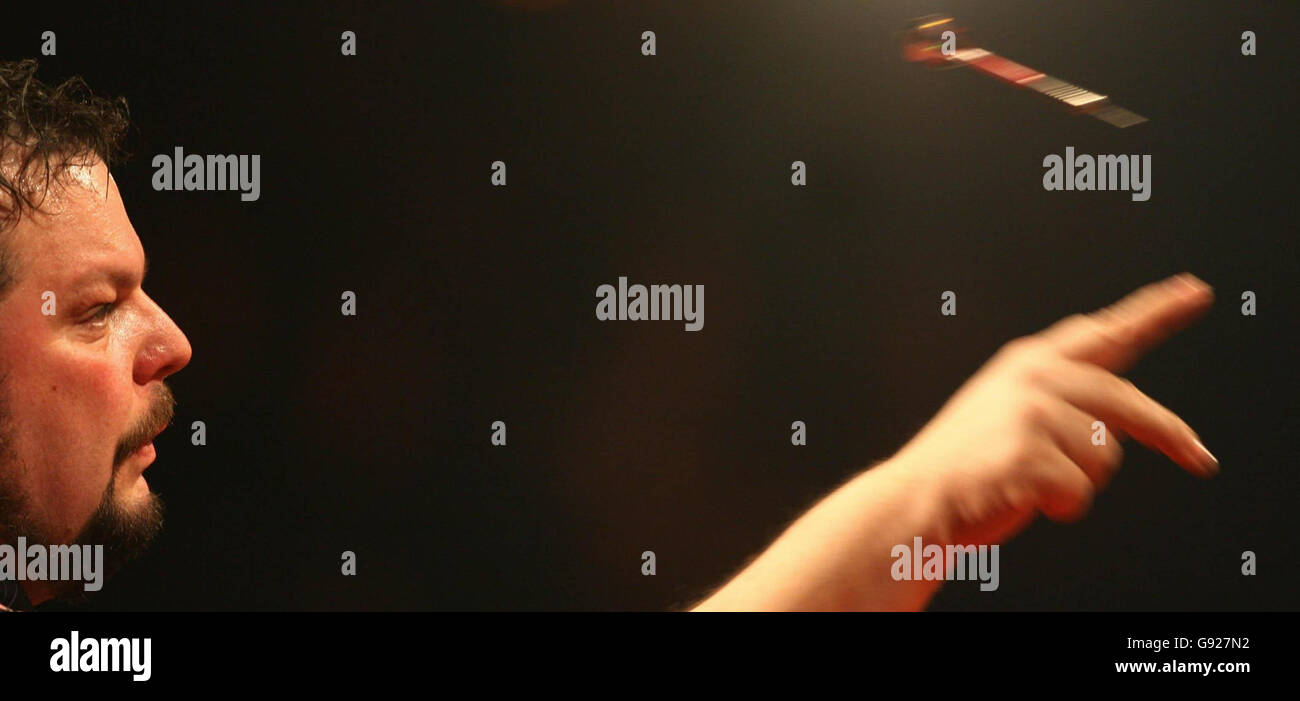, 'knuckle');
1104,440,1125,466
1051,478,1095,522
1059,313,1096,337
1018,438,1056,473
1013,354,1054,386
1004,335,1037,352
1064,493,1095,521
1000,336,1045,364
997,433,1040,470
1086,447,1122,488
1015,394,1050,427
1070,477,1096,503
1062,313,1091,328
1111,374,1136,394
1108,374,1139,402
998,437,1031,467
